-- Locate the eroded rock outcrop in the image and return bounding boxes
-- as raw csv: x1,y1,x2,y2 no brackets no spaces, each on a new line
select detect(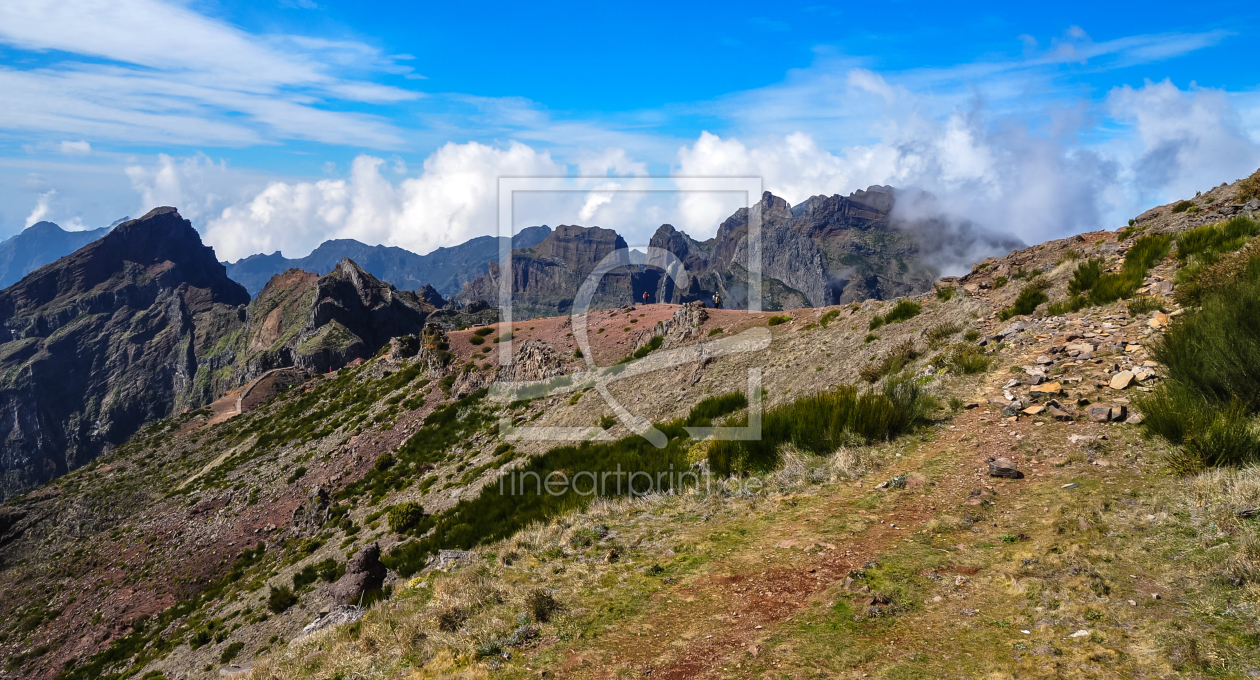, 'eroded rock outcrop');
237,259,438,380
332,542,388,605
